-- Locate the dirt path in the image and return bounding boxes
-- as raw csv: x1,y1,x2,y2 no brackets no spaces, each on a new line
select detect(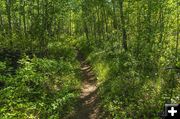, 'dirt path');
75,61,100,119
68,51,102,119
